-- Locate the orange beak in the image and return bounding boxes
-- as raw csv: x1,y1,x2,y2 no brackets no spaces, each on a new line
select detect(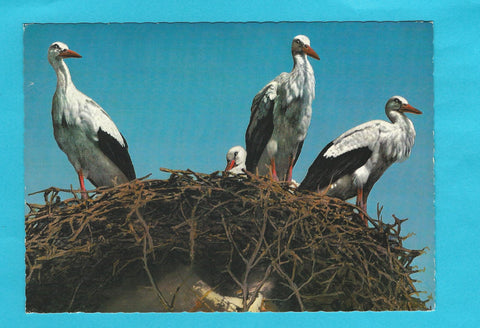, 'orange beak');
59,49,82,58
225,160,236,171
401,103,422,114
303,45,320,60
